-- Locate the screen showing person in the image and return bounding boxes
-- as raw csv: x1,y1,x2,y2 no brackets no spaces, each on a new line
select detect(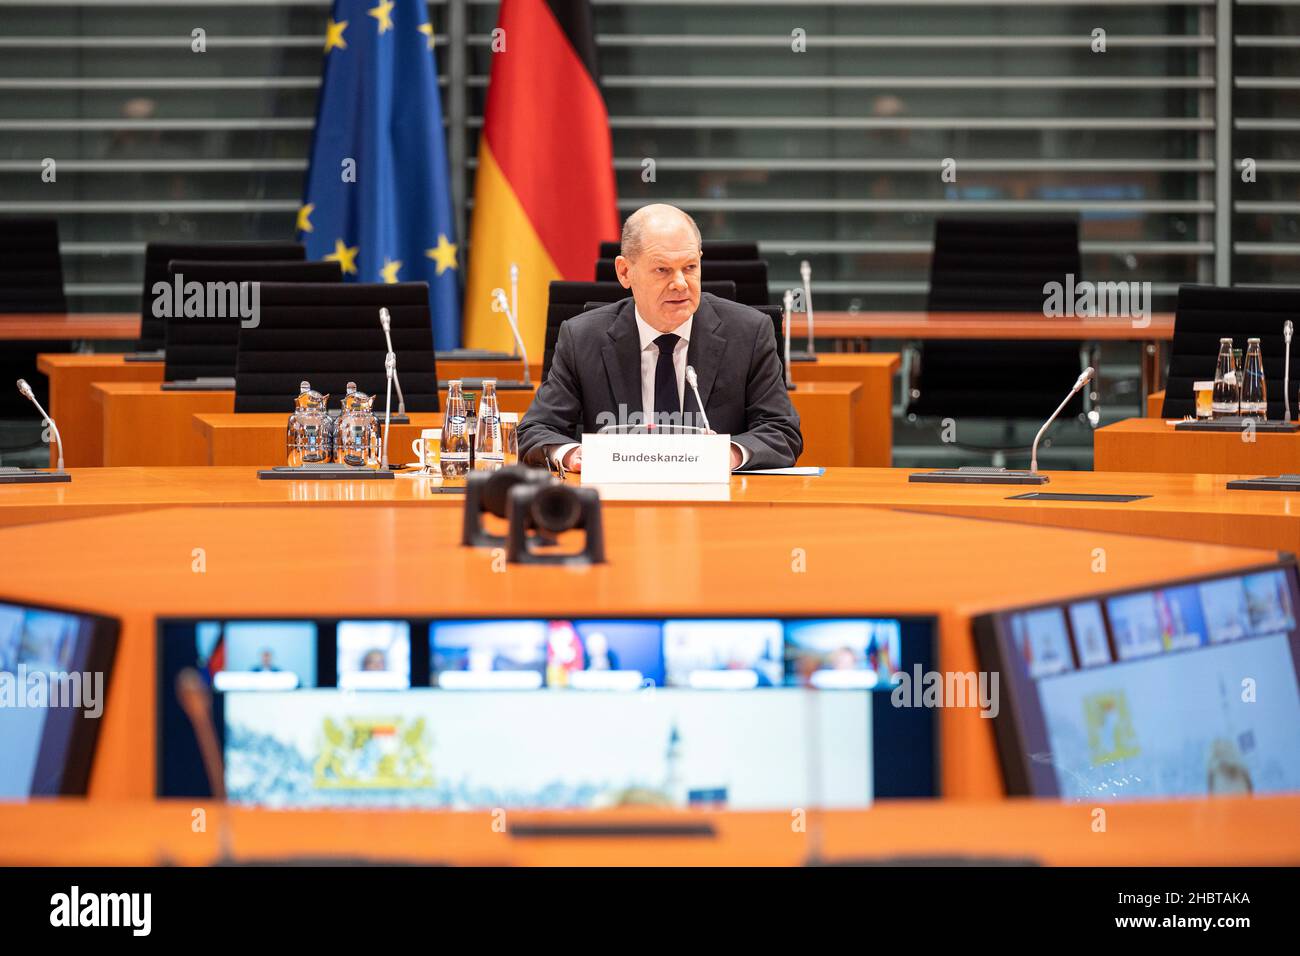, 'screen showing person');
981,567,1300,799
337,620,410,690
557,620,664,690
223,687,871,810
662,619,783,689
200,620,318,691
1008,608,1075,678
1067,602,1111,668
783,619,902,689
430,620,547,689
